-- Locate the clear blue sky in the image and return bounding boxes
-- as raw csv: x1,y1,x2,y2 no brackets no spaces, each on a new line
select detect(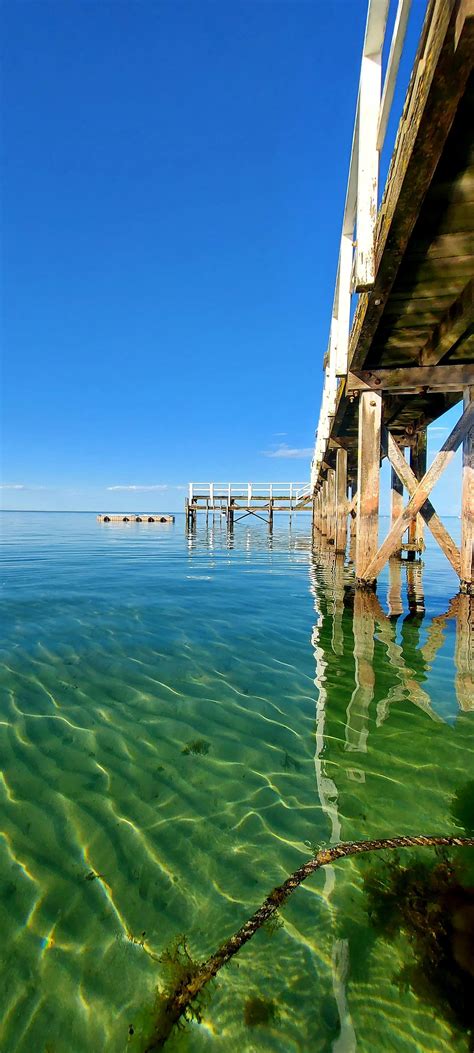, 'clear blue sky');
1,0,460,513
